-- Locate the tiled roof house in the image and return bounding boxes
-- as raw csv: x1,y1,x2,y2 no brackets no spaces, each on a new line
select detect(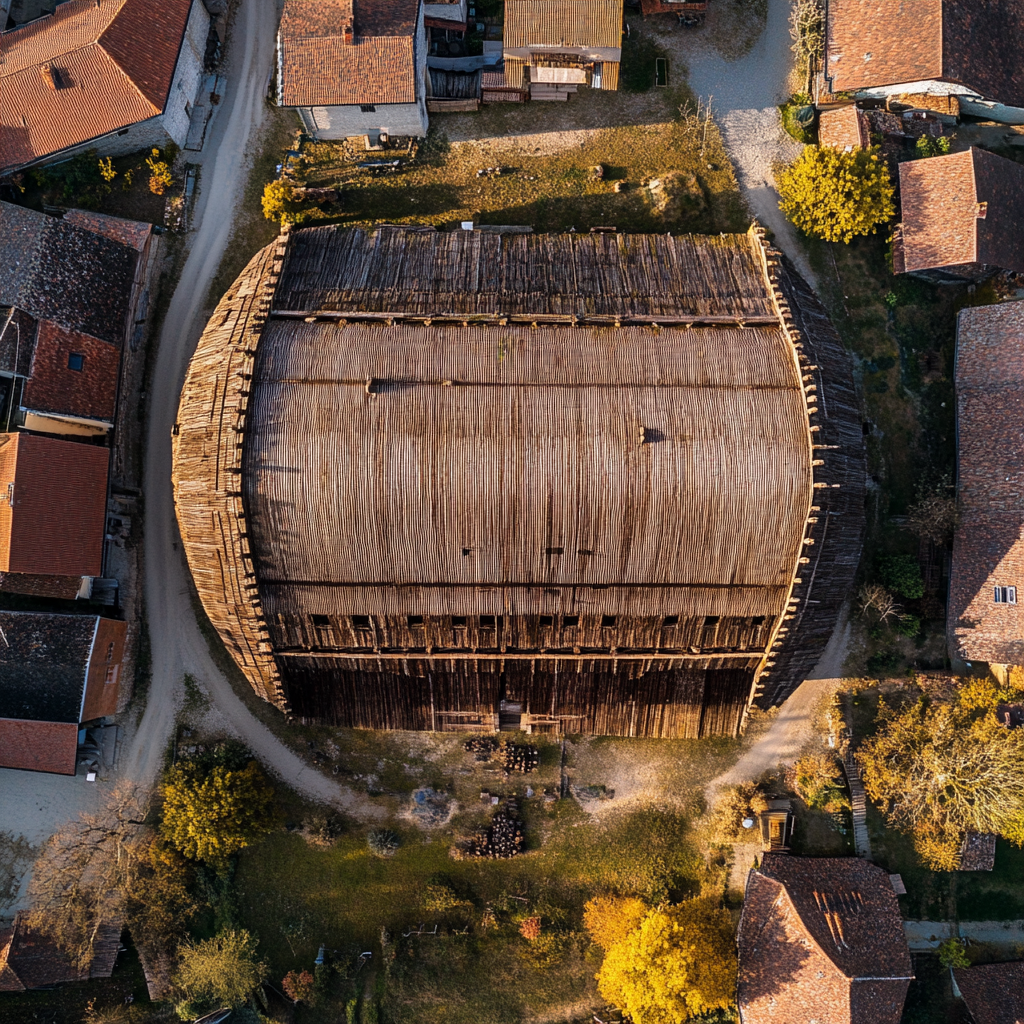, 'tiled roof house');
948,300,1024,676
503,0,623,97
823,0,1024,124
0,912,121,990
953,961,1024,1024
892,149,1024,281
0,200,150,438
277,0,429,140
0,0,211,175
737,854,914,1024
0,610,126,774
